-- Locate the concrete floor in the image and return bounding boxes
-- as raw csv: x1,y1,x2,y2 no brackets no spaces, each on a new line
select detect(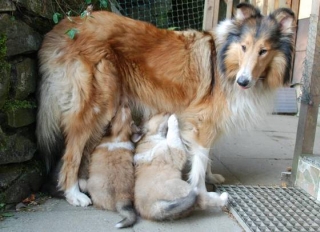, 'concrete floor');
2,115,319,232
211,114,304,186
